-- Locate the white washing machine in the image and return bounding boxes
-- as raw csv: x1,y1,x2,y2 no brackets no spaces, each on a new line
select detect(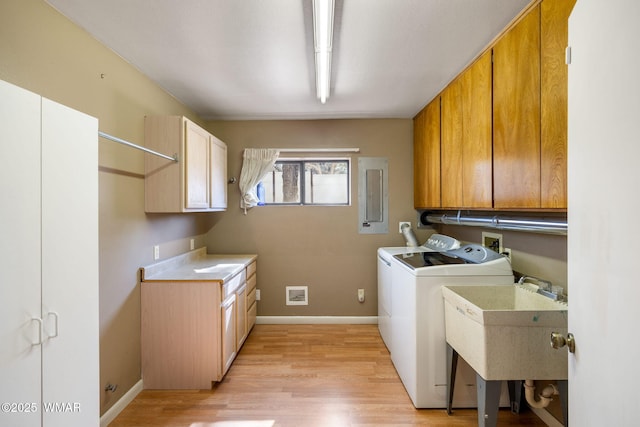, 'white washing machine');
378,234,513,408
